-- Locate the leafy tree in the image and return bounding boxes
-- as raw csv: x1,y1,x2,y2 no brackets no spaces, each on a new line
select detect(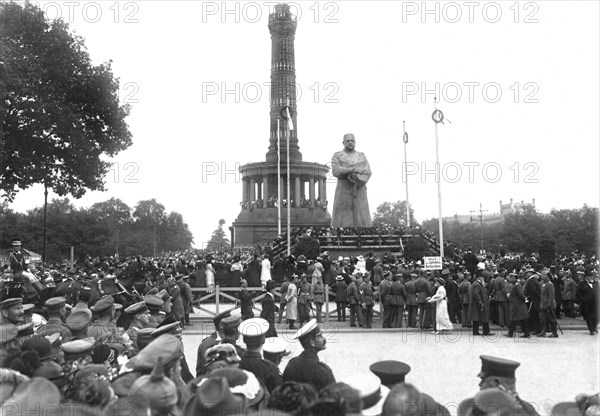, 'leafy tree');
1,198,193,261
207,219,230,251
88,198,132,256
292,236,320,260
538,233,556,266
372,201,417,228
0,2,132,201
499,207,548,255
403,236,430,261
